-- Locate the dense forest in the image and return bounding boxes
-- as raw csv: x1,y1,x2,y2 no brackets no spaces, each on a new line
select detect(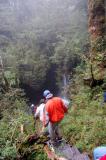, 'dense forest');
0,0,88,100
0,0,106,160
